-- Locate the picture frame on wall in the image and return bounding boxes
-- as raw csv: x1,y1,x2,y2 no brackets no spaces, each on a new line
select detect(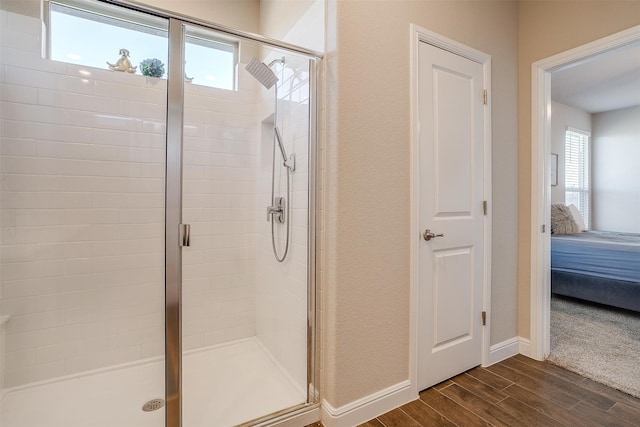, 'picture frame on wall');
551,153,558,186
